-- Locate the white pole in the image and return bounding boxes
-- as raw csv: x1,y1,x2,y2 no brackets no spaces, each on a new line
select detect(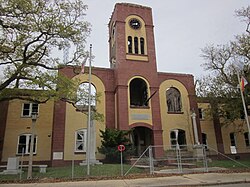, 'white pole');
149,146,154,174
191,112,200,145
120,151,123,176
20,148,24,180
86,44,92,176
27,113,37,179
237,72,250,142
